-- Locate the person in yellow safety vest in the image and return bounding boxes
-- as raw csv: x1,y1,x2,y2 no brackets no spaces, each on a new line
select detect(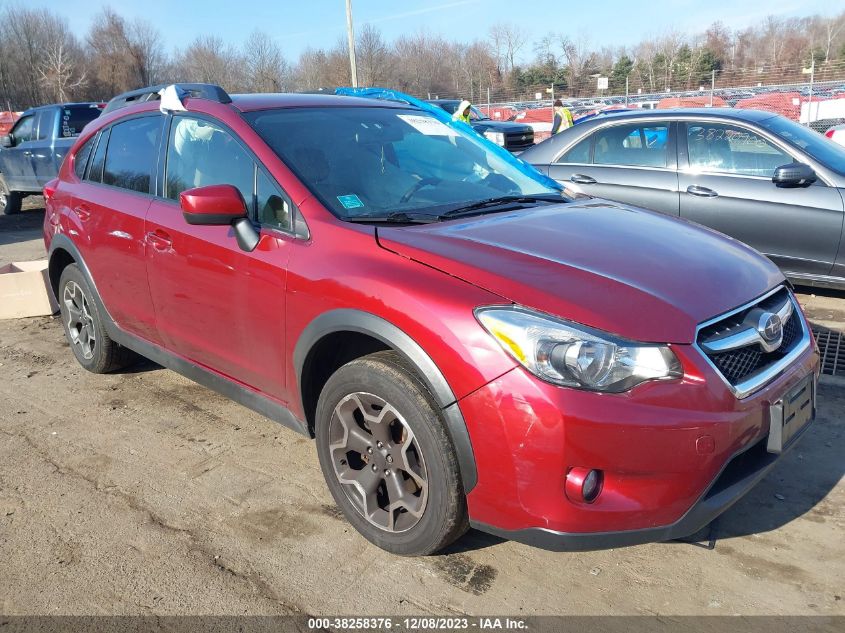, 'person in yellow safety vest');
551,99,574,134
452,99,472,124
